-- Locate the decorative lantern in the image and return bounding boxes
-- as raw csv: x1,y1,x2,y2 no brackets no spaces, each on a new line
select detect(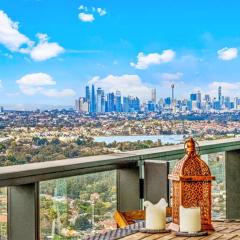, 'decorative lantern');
168,138,215,231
